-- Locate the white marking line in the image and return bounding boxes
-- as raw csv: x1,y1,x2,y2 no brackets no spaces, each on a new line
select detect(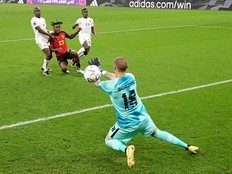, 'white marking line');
0,25,194,43
1,79,232,131
199,25,232,30
1,25,231,43
0,38,34,43
97,25,195,34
